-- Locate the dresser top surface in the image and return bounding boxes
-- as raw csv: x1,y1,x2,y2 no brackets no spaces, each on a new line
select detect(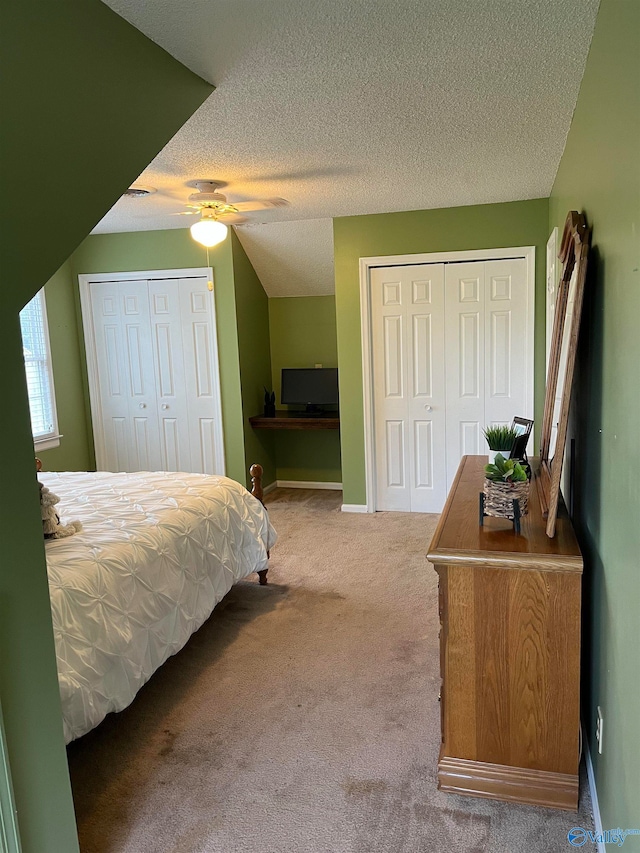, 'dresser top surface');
427,456,582,572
